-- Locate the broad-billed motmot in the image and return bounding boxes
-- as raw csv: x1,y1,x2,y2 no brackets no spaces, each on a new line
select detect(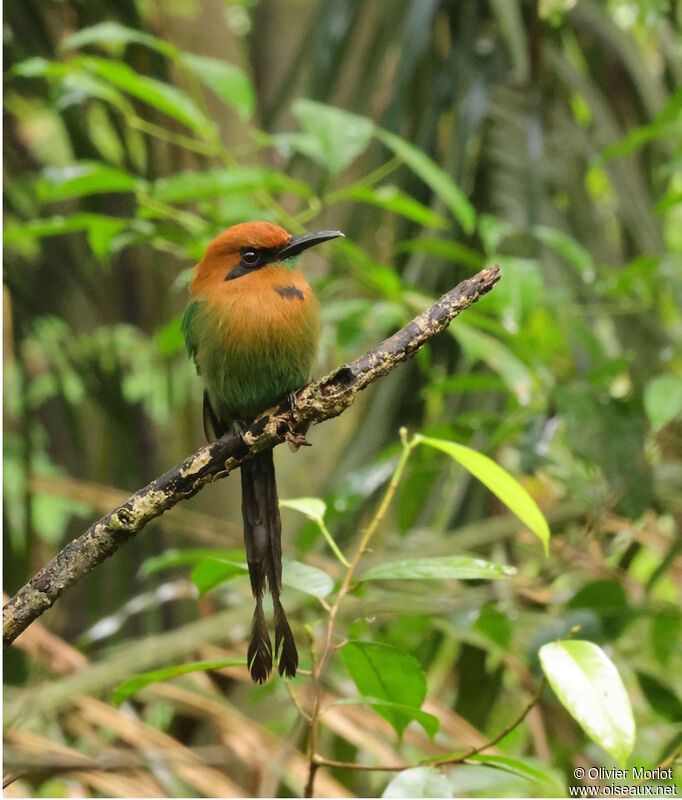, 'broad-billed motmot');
182,222,343,683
